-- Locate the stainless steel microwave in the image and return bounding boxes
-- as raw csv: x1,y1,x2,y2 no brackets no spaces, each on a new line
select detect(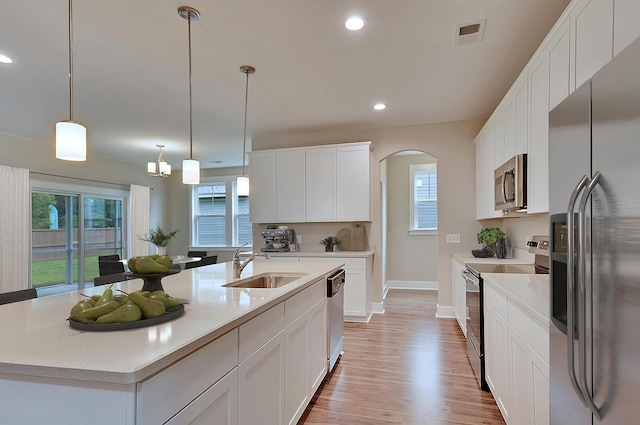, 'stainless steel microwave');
494,153,527,211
